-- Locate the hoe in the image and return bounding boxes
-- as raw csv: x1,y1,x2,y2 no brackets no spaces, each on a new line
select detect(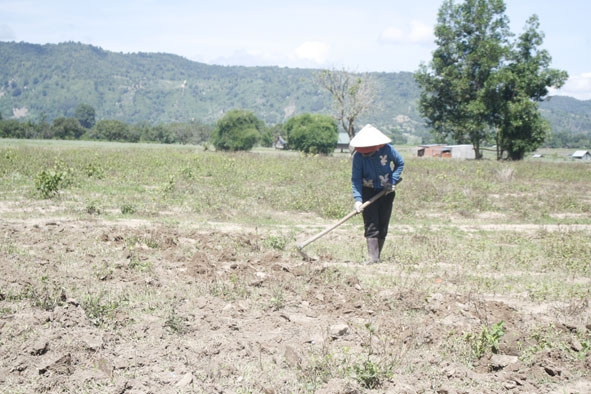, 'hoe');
297,189,387,261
